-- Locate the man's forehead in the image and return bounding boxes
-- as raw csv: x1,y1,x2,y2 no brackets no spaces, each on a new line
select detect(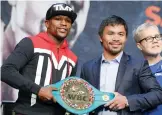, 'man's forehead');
140,27,160,36
52,15,72,20
108,24,125,27
105,25,126,31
